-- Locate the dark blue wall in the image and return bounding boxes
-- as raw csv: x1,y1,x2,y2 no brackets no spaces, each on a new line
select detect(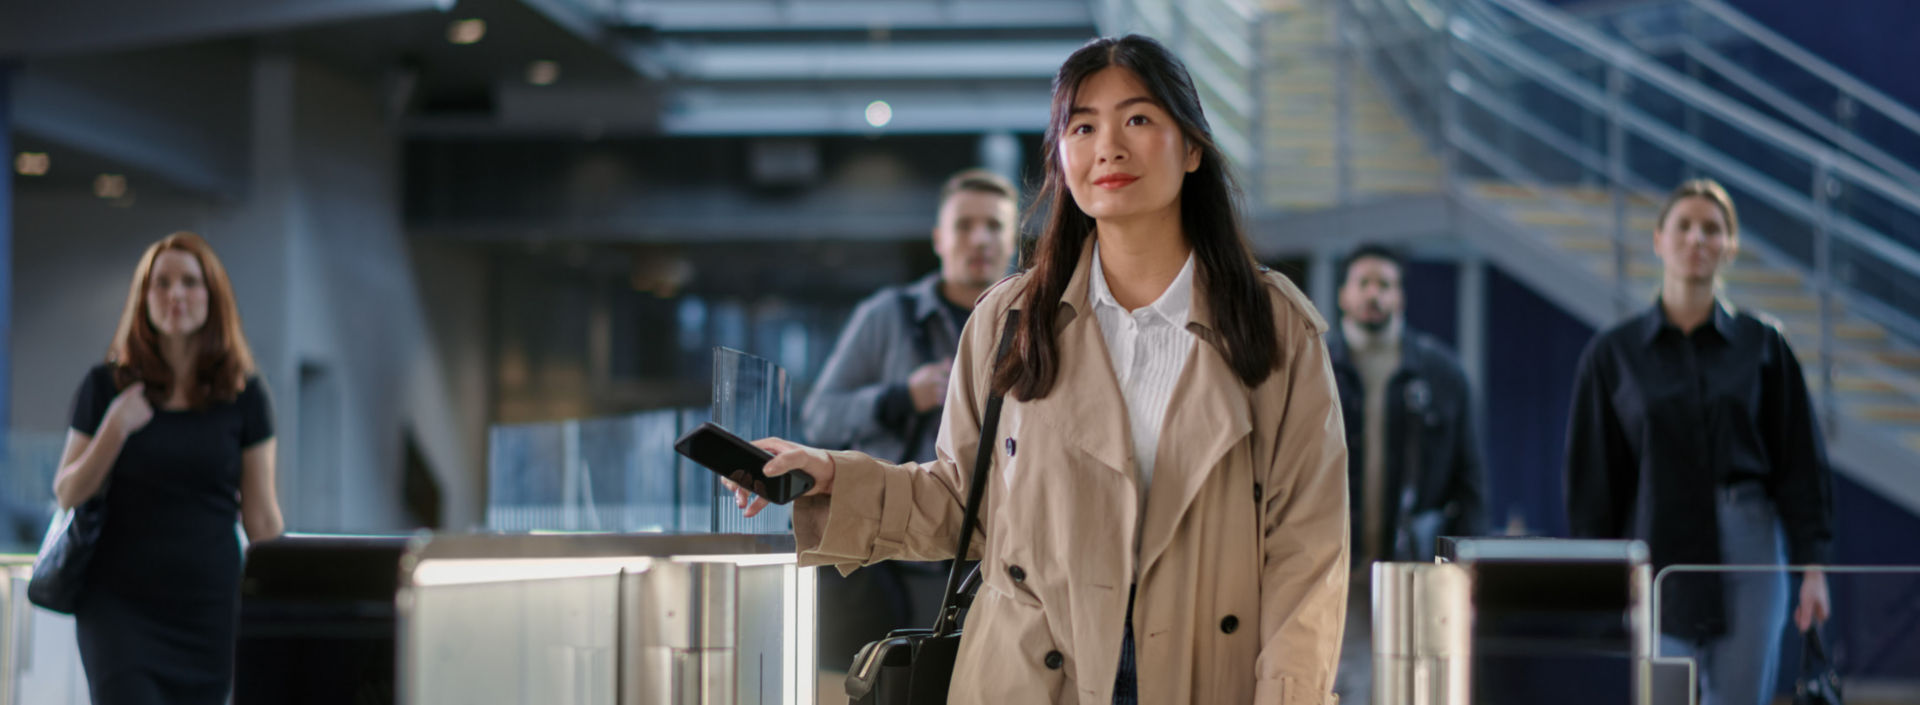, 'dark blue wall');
1721,0,1920,113
1482,265,1592,536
